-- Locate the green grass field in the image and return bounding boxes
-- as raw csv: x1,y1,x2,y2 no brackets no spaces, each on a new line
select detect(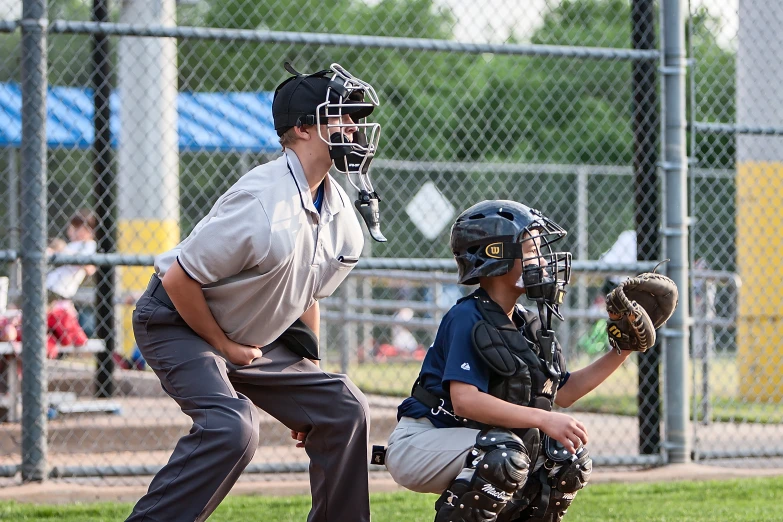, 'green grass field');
337,357,783,424
2,476,782,521
335,356,743,399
